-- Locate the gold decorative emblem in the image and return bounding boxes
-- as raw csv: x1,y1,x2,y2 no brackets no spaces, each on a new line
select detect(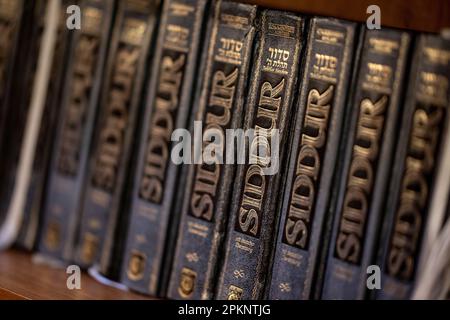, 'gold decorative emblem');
127,251,146,281
178,267,196,298
45,222,61,251
80,232,98,265
227,285,243,300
